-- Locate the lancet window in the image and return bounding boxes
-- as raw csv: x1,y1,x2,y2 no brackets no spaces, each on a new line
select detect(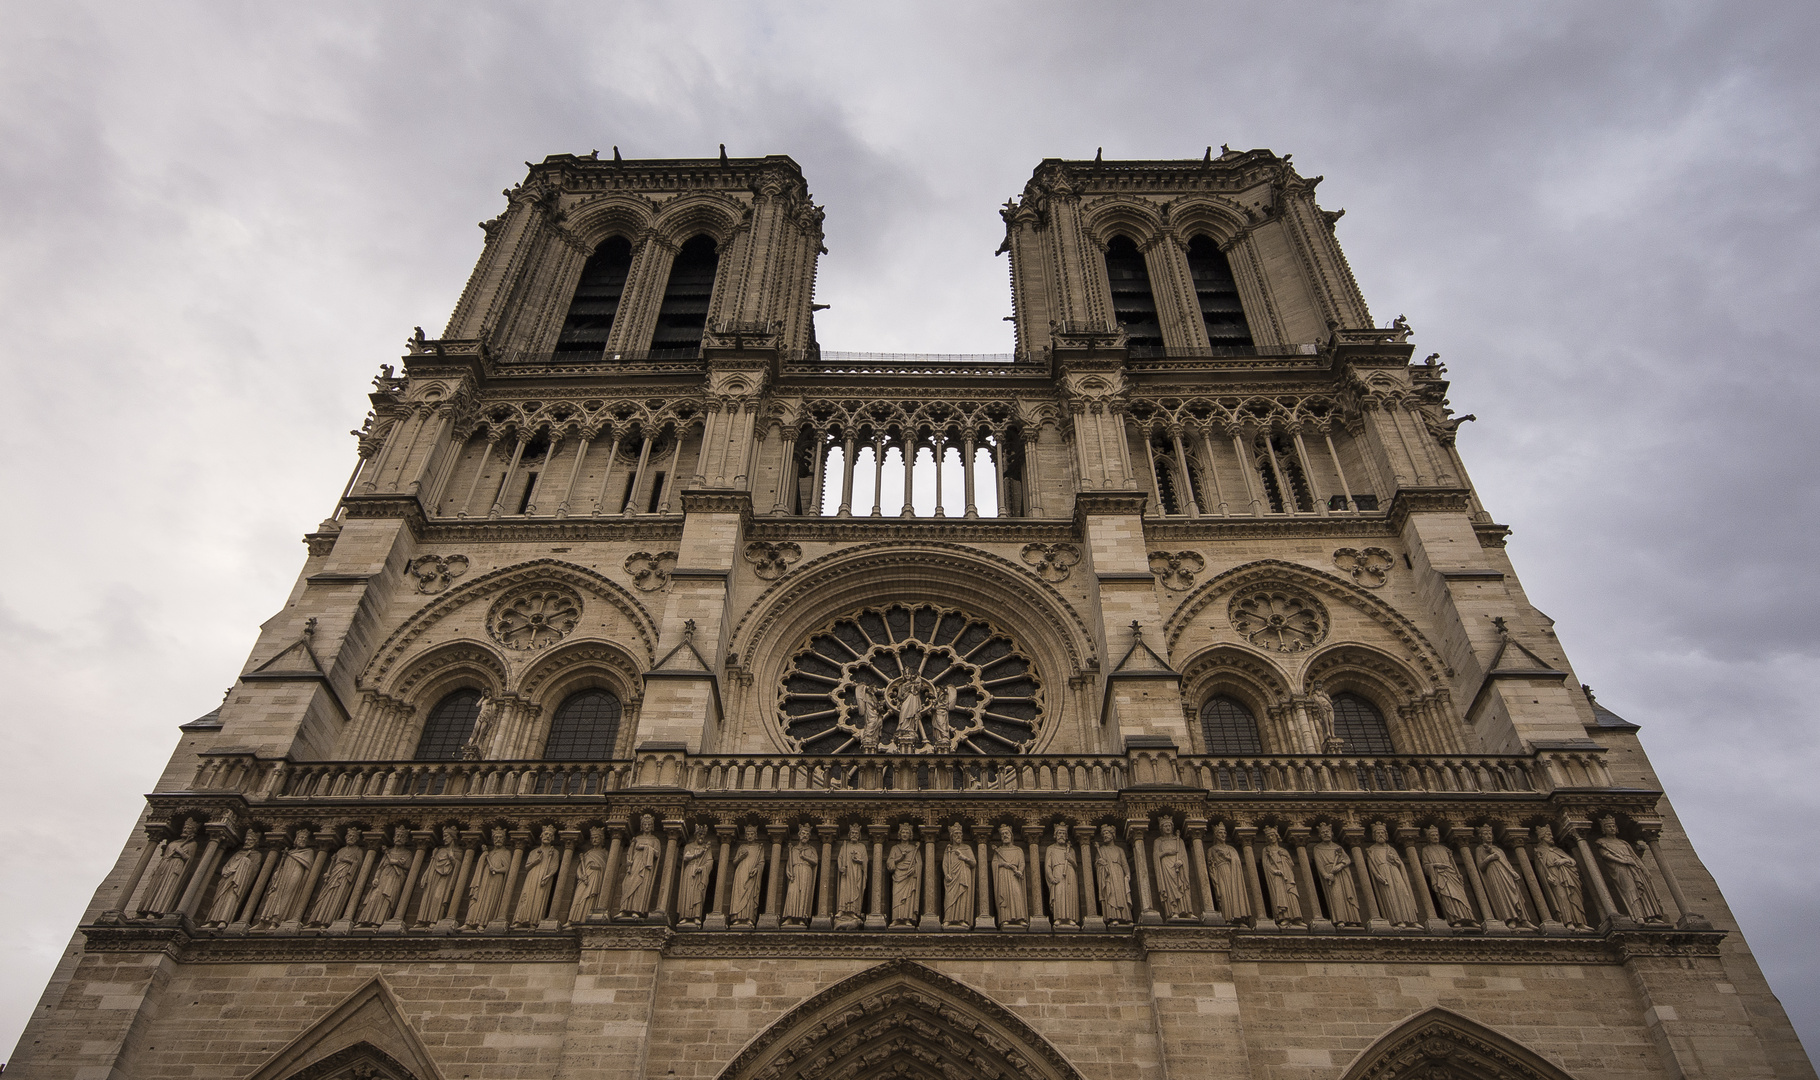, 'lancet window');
1331,692,1395,754
554,236,633,360
414,689,483,760
1186,234,1253,347
788,417,1025,519
651,234,717,357
1199,695,1264,754
543,689,622,760
1254,431,1314,514
1103,235,1163,353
